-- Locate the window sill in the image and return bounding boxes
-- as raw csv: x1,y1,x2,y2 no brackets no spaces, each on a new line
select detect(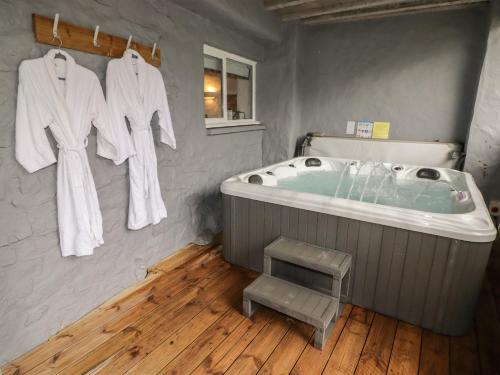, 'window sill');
206,123,265,136
206,120,261,129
